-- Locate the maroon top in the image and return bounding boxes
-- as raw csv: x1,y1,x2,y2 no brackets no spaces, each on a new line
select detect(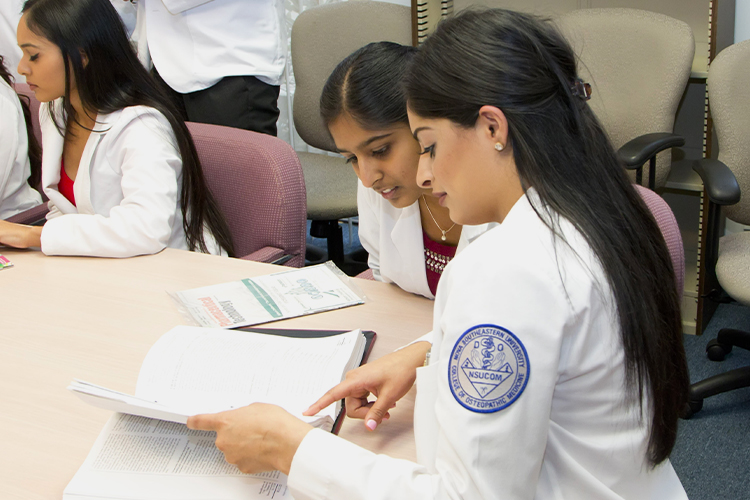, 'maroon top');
59,159,76,207
423,230,458,296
